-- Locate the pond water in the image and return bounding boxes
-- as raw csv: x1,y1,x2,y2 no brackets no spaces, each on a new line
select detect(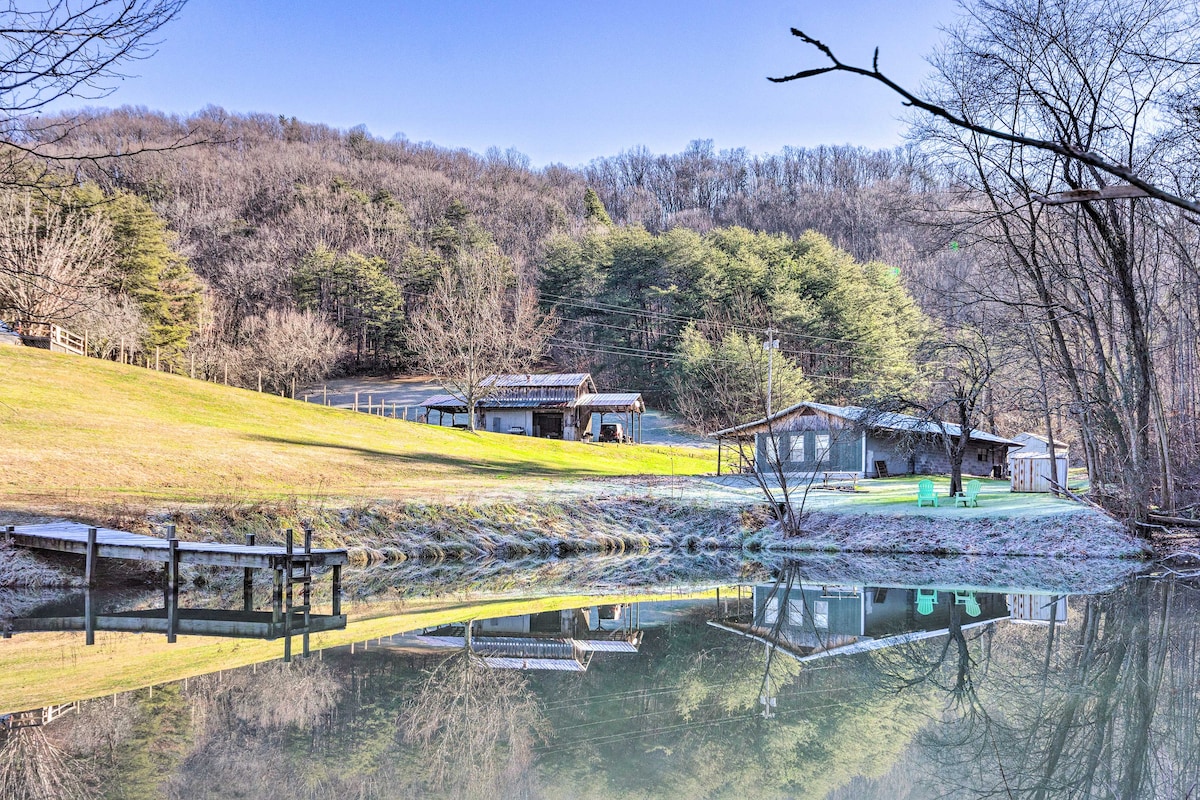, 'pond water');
1,554,1196,799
